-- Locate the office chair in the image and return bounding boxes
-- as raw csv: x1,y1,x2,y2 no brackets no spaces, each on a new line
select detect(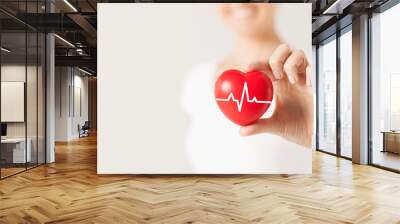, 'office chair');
79,121,90,138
